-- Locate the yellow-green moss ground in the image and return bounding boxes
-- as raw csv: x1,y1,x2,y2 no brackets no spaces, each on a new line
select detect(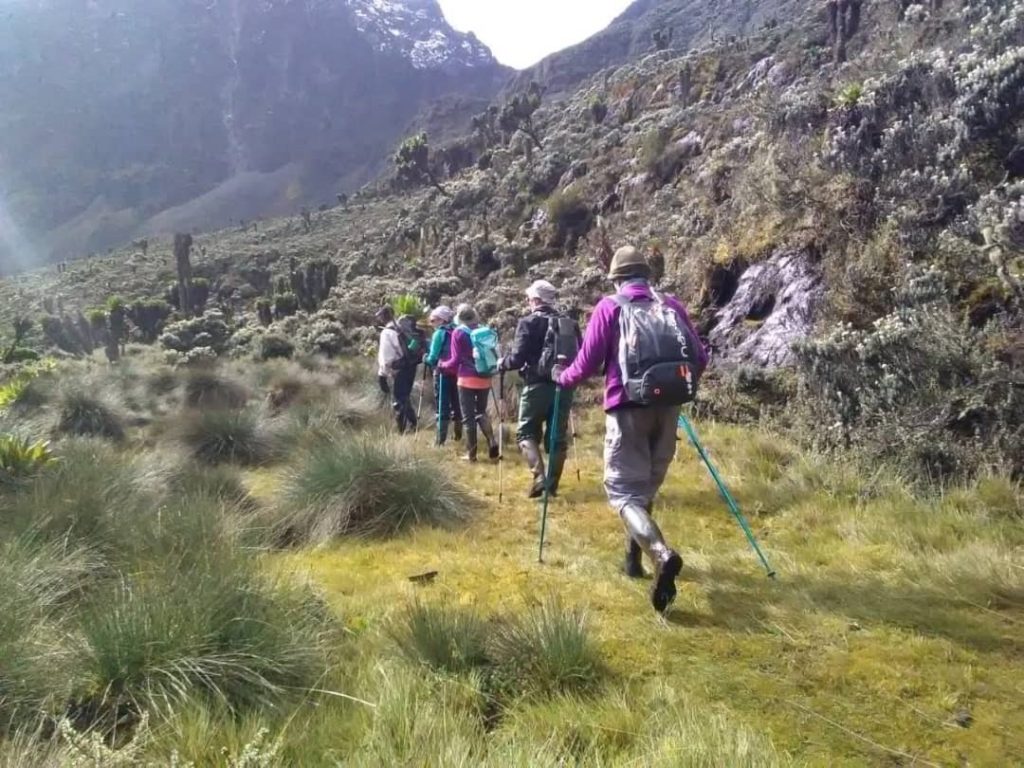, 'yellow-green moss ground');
266,418,1023,766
